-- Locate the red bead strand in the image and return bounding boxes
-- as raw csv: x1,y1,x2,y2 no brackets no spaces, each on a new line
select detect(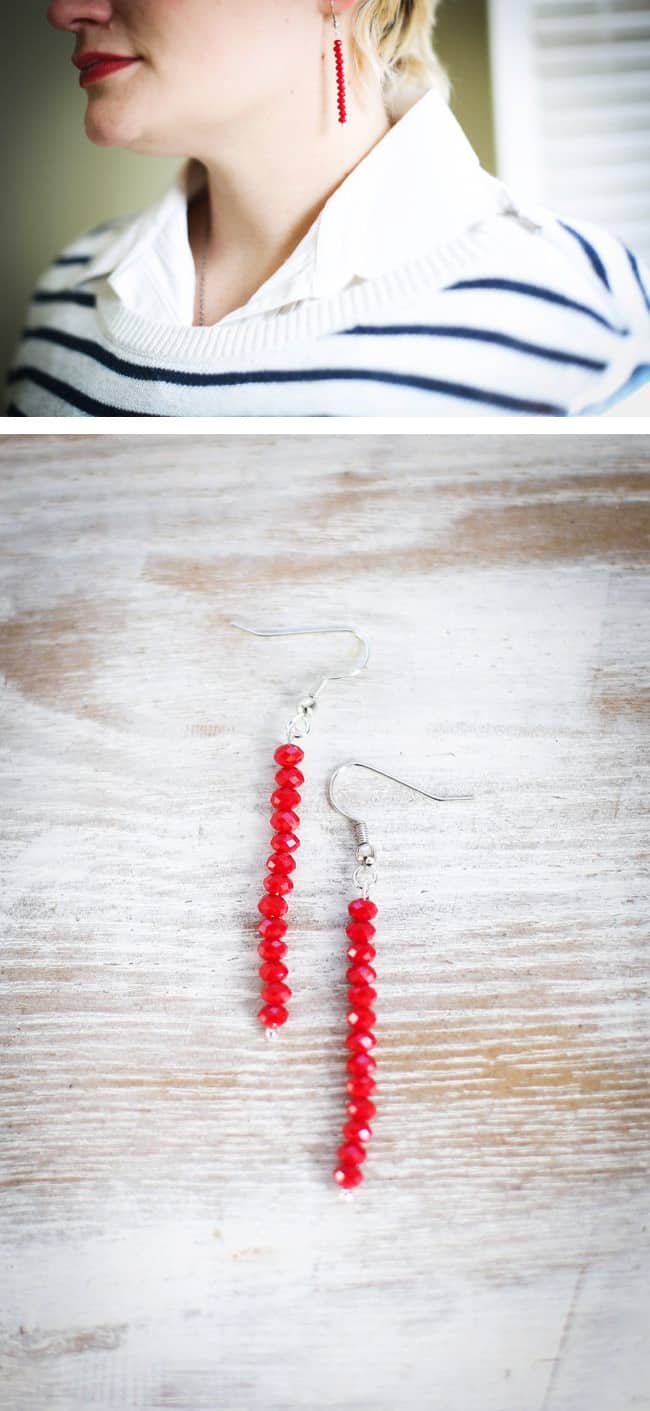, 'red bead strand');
257,742,304,1031
333,36,347,125
333,897,378,1190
